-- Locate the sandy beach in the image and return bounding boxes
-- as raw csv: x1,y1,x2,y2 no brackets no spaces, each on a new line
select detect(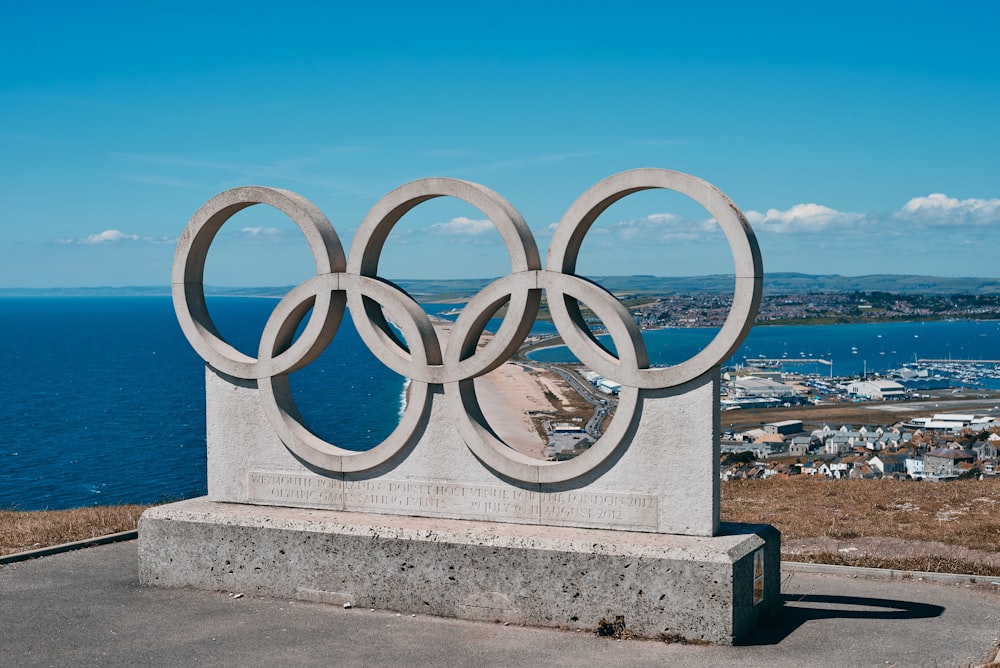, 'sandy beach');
432,318,584,460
